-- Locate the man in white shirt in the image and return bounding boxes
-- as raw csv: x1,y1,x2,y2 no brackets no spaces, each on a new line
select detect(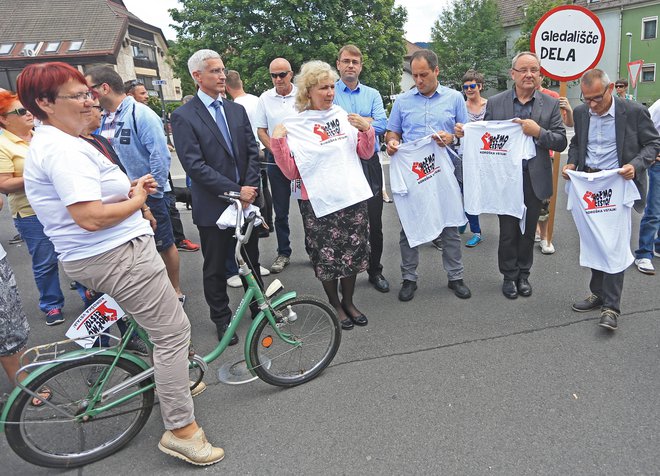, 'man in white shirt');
563,68,659,330
255,58,298,273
